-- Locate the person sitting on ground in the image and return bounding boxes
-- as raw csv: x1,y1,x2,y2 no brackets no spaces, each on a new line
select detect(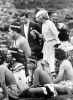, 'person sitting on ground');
27,48,73,98
0,50,21,100
53,48,73,94
9,23,31,59
7,48,29,93
8,23,31,77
